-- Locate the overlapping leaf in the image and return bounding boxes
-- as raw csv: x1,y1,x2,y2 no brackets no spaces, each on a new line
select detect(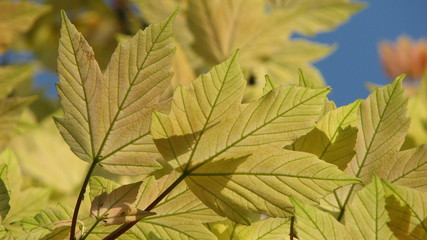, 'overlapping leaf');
0,1,50,53
291,100,360,169
382,180,427,240
55,11,176,175
0,164,9,221
345,175,395,240
291,197,351,240
152,52,358,224
383,145,427,192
